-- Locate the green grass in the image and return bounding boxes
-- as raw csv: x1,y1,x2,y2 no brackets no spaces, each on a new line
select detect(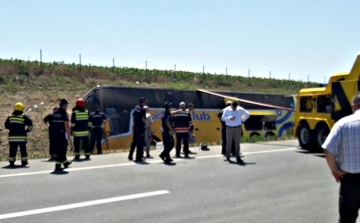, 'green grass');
0,58,308,160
